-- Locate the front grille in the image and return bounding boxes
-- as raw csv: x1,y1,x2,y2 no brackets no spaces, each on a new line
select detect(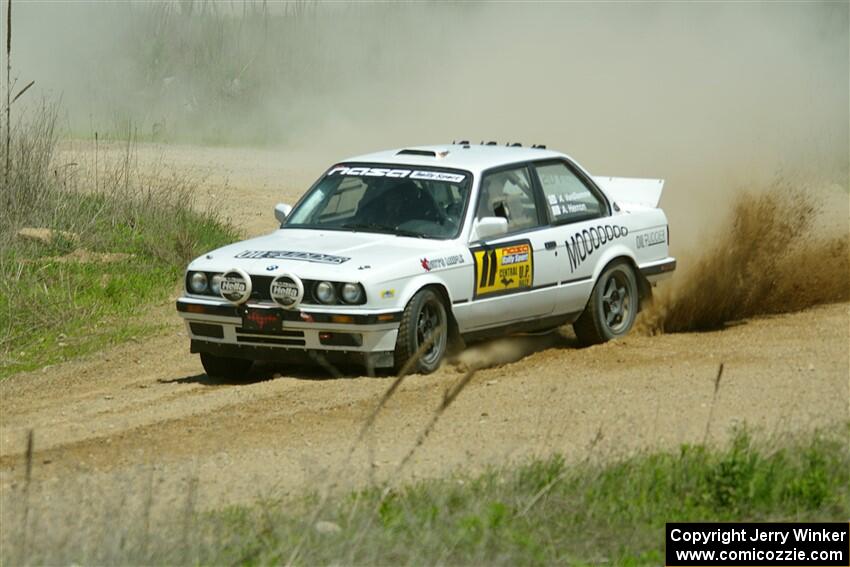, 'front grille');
249,275,321,304
186,272,365,305
249,276,365,305
249,275,275,301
